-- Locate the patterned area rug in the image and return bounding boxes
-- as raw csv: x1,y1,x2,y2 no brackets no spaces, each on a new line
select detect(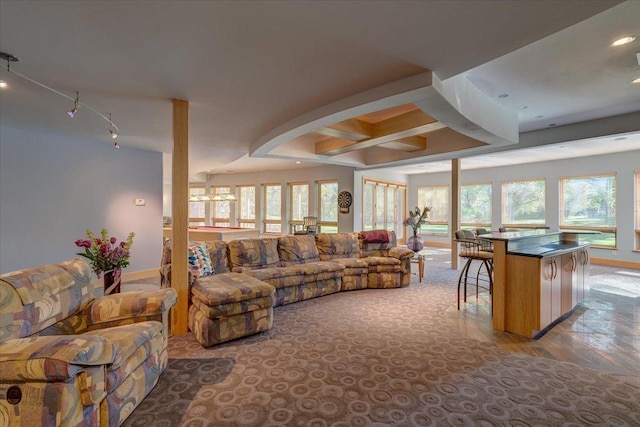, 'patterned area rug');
125,255,640,426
